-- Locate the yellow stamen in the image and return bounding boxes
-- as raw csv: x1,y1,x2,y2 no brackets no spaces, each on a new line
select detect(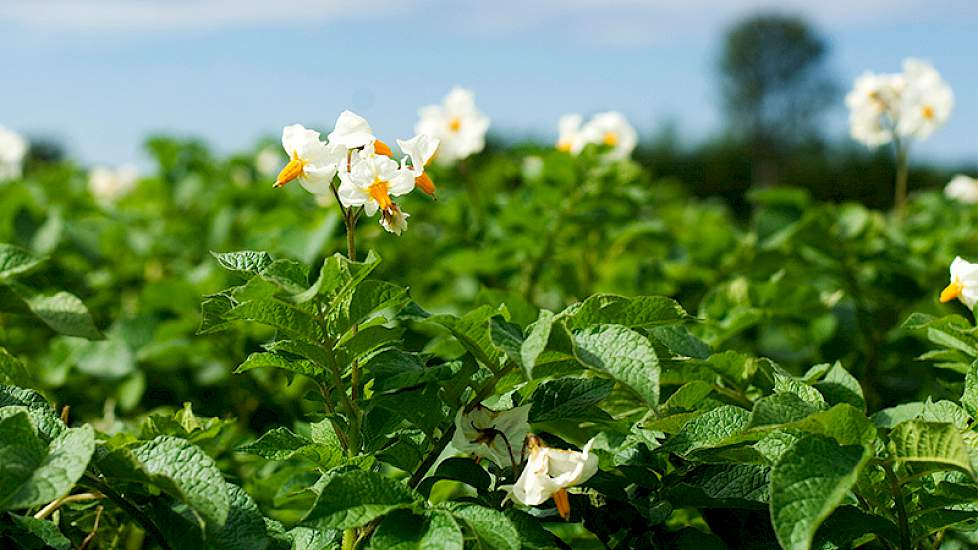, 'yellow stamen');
556,141,572,152
922,105,935,120
368,180,392,211
374,139,393,157
415,172,436,197
553,488,571,520
449,117,462,132
940,279,963,303
275,151,305,187
602,131,618,146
